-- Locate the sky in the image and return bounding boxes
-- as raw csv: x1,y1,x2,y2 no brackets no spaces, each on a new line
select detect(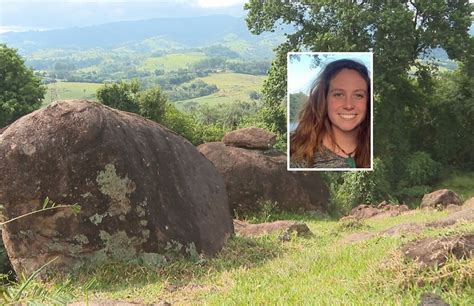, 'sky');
0,0,248,32
287,52,373,95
